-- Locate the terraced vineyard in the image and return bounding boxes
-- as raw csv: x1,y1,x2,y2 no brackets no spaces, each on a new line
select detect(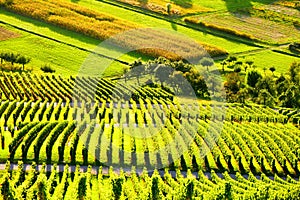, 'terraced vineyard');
1,161,300,199
0,72,299,199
